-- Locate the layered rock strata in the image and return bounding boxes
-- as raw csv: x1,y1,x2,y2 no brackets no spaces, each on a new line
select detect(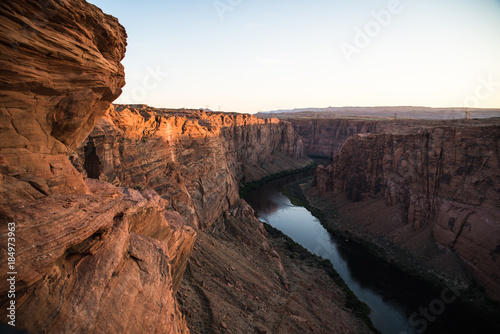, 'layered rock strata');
0,1,193,332
0,180,195,333
315,124,500,301
0,0,126,195
266,114,497,159
73,105,310,229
